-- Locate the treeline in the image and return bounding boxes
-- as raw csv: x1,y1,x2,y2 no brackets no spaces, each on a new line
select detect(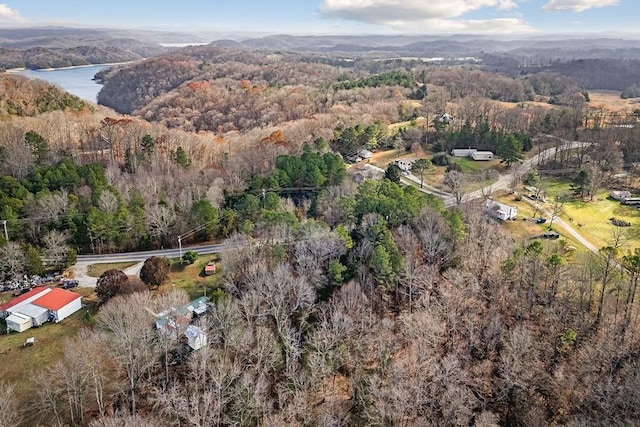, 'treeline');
433,118,533,156
0,129,349,267
333,70,415,90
